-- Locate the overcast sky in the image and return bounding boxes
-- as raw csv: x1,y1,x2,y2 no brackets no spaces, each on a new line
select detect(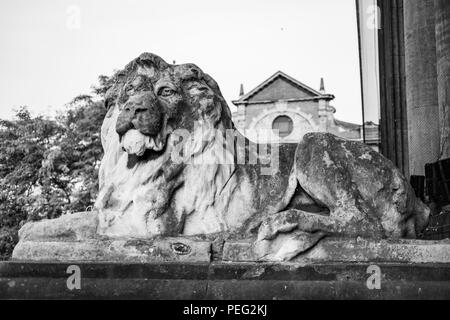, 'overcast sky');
0,0,362,124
